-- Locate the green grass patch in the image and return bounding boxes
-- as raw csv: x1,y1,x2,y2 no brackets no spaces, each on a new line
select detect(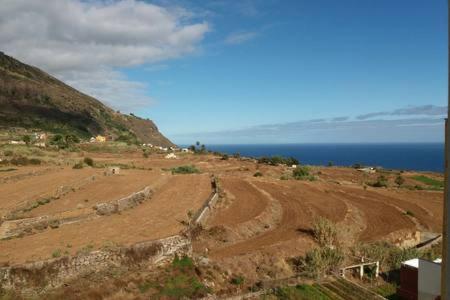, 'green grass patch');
372,282,400,300
0,168,17,172
411,175,443,189
270,284,331,300
171,165,200,174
